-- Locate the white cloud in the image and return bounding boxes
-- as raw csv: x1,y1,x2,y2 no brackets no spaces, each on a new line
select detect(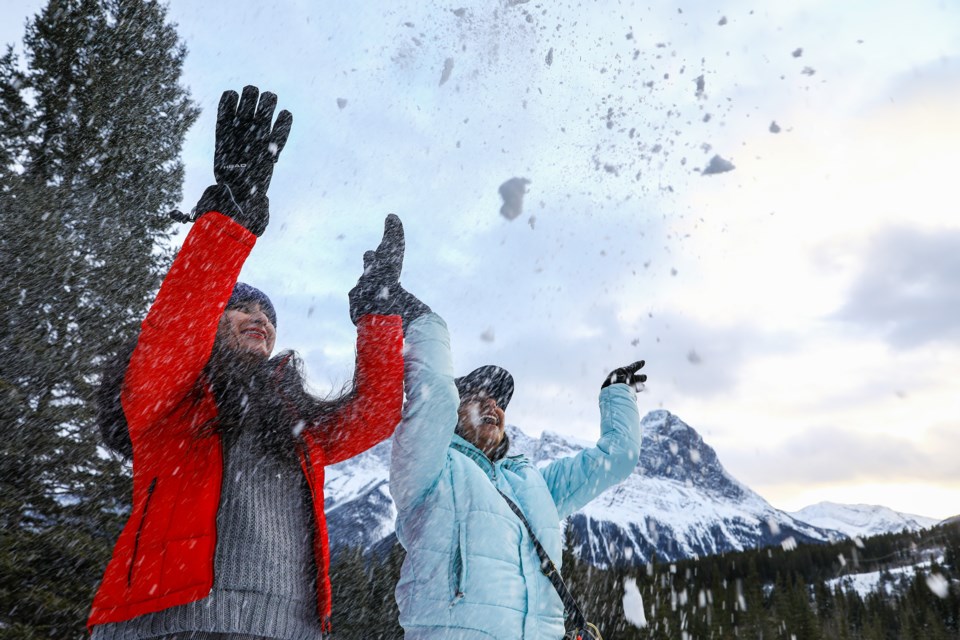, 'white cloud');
5,0,960,518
